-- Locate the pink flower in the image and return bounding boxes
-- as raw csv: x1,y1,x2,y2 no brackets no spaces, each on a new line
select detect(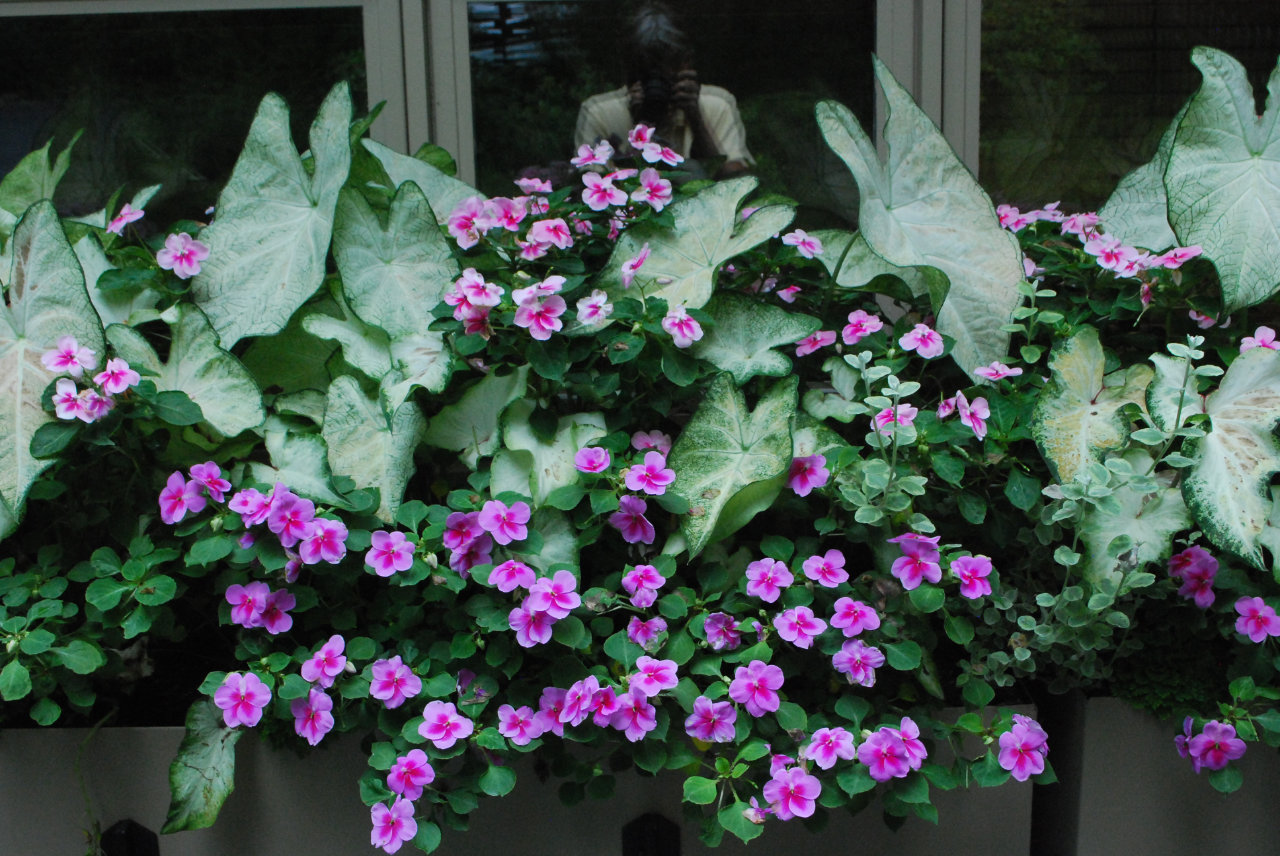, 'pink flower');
891,716,929,770
370,656,421,709
621,242,651,288
781,229,823,258
937,395,958,419
629,656,679,697
998,715,1048,781
418,700,474,749
515,176,552,194
975,361,1023,381
611,690,659,742
631,429,671,455
763,767,822,820
1060,211,1100,238
509,603,556,647
528,217,574,249
571,140,613,167
481,196,526,231
560,676,601,726
728,660,784,717
526,570,581,619
574,446,612,474
259,588,295,635
576,290,614,327
490,559,536,592
804,727,857,771
93,358,141,394
787,455,829,497
370,799,417,854
213,672,272,728
952,554,993,599
159,471,207,525
703,612,741,650
1188,309,1217,329
899,323,944,358
514,295,567,341
628,124,654,148
534,687,567,736
873,403,918,436
773,606,827,649
42,335,98,378
365,530,416,577
622,563,666,608
632,168,673,211
745,558,793,603
187,462,231,502
685,696,737,743
229,487,272,527
387,749,435,800
1154,245,1203,269
1169,545,1215,579
497,704,546,746
627,616,667,649
1187,720,1245,773
106,203,144,235
625,451,675,495
1241,326,1279,353
795,330,836,357
661,305,704,348
777,285,802,303
1171,546,1218,608
997,204,1031,231
76,388,112,423
842,309,884,345
442,511,482,551
640,142,683,166
858,728,910,781
447,196,485,248
477,499,531,545
52,378,83,420
582,171,627,210
266,489,316,548
956,392,990,440
609,495,656,544
156,232,210,279
830,598,880,637
291,688,334,746
301,634,347,688
802,549,848,587
1235,596,1280,642
890,547,942,590
832,639,884,687
299,517,348,565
